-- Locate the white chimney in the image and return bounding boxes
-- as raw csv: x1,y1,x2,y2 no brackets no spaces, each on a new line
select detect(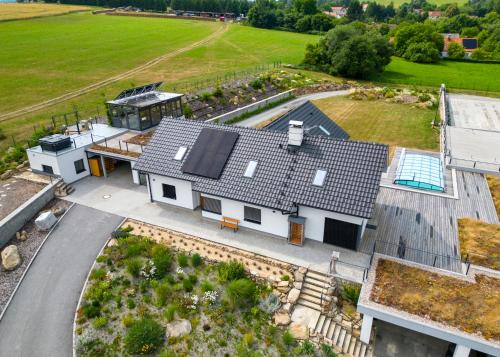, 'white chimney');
288,120,304,146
